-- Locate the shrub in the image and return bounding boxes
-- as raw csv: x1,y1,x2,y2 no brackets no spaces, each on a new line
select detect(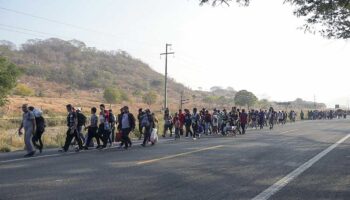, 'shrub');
13,84,34,96
142,91,158,105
